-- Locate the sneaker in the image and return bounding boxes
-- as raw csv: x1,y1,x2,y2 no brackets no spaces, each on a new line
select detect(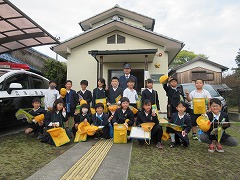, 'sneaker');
216,143,224,153
208,143,216,153
192,134,198,140
156,142,163,150
170,142,175,148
